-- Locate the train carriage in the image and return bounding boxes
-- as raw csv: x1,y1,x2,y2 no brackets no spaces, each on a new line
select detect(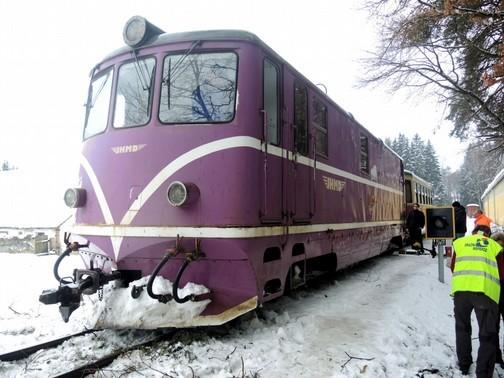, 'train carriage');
41,17,404,328
482,168,504,229
404,169,433,215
